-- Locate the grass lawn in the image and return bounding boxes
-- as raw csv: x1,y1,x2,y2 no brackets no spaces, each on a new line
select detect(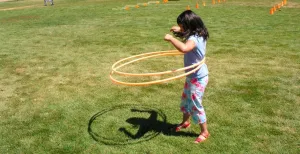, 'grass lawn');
0,0,299,153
